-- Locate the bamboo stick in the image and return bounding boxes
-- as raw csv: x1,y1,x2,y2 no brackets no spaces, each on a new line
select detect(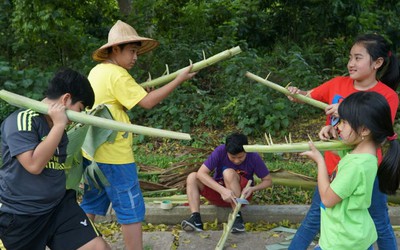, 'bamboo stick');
0,90,191,140
272,177,317,190
141,188,178,196
140,46,242,88
245,71,328,110
244,140,352,153
143,195,188,202
215,180,252,250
